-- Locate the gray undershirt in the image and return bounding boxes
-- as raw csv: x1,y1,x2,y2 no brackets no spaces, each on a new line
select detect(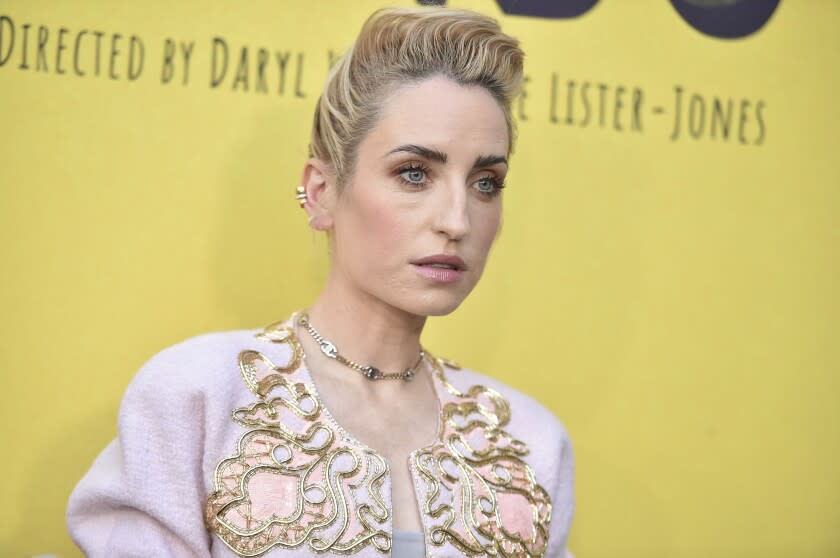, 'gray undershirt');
392,530,425,558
